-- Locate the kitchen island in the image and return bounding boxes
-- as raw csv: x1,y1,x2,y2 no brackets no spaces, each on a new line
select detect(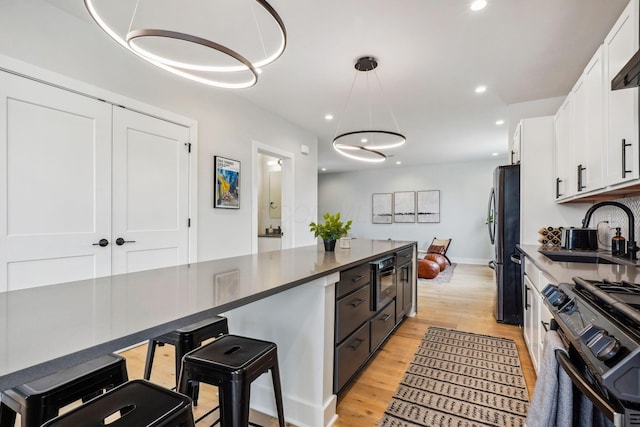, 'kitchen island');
0,239,416,427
